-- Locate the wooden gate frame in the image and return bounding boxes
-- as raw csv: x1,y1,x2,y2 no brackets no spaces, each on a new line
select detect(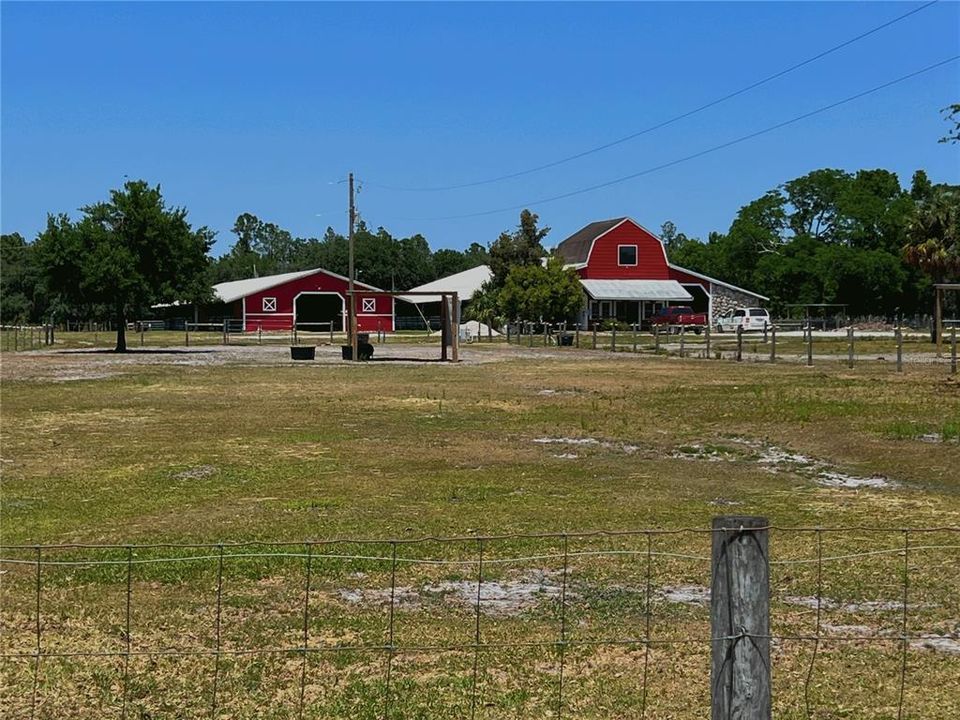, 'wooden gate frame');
346,290,460,362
